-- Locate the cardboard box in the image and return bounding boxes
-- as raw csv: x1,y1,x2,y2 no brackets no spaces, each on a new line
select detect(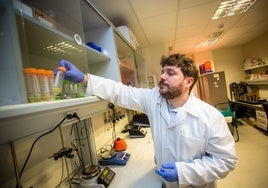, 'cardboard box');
32,7,56,28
